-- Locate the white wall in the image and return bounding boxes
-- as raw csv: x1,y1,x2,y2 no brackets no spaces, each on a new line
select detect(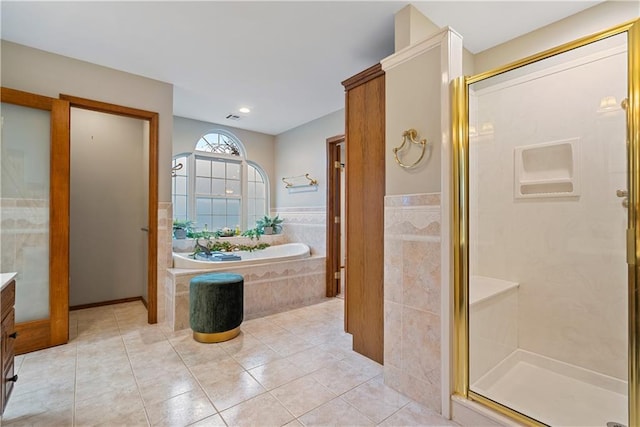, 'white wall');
385,46,442,195
173,116,276,209
274,109,344,209
469,34,628,379
1,40,174,202
474,1,639,74
70,108,147,306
